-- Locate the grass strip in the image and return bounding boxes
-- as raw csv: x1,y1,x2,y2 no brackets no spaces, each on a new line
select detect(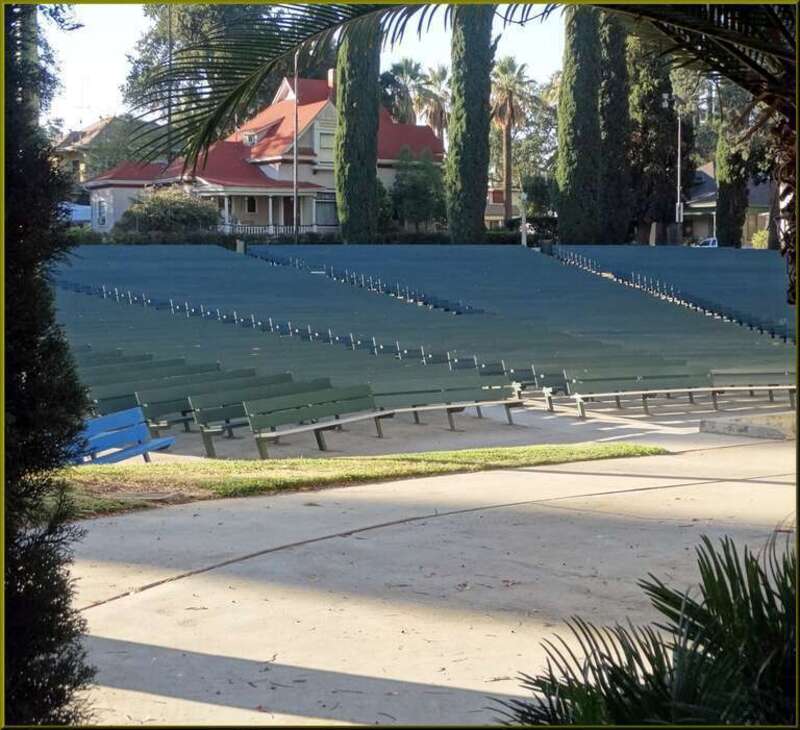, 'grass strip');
63,442,667,518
